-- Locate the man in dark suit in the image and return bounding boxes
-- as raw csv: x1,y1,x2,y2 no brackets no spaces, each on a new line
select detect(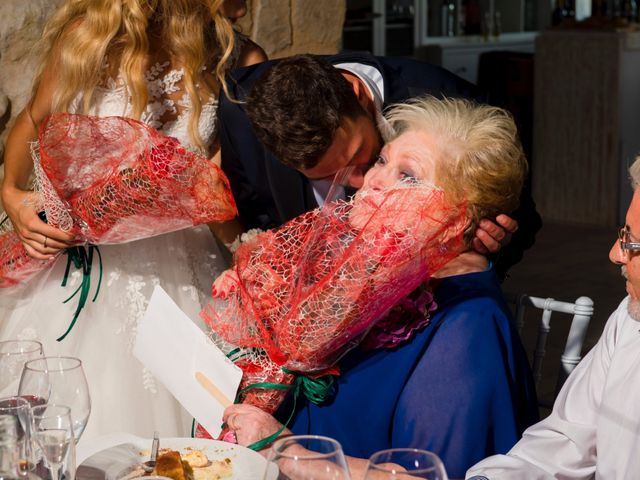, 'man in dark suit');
217,53,541,276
